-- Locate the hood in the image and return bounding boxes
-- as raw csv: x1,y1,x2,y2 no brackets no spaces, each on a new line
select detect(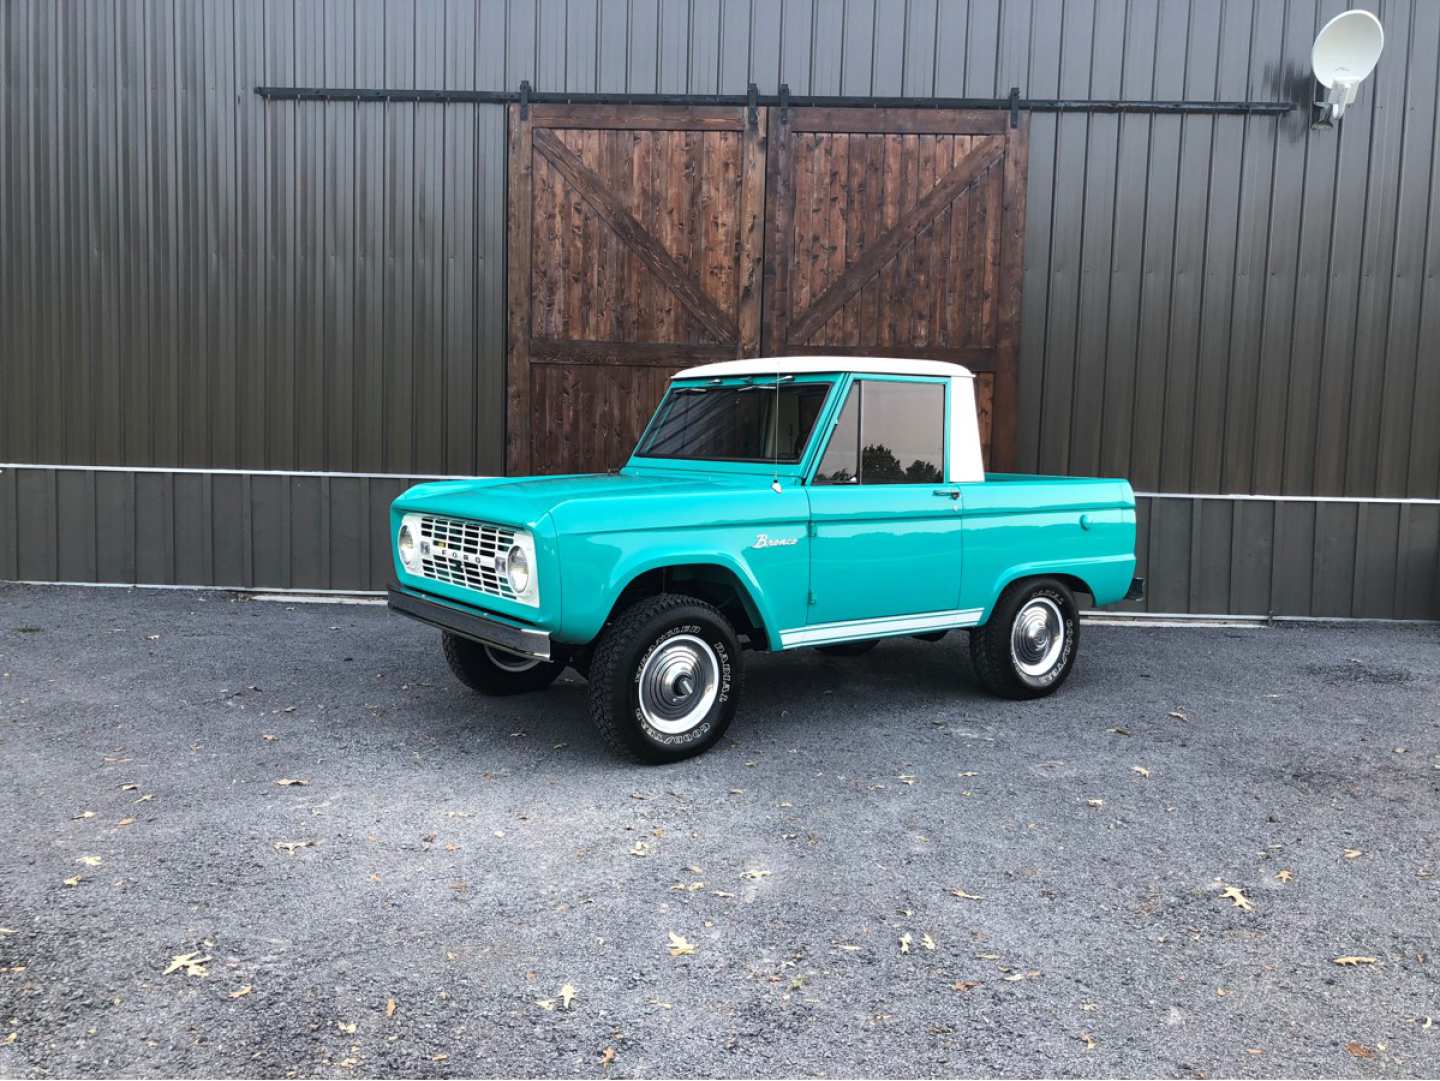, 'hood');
393,469,776,530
